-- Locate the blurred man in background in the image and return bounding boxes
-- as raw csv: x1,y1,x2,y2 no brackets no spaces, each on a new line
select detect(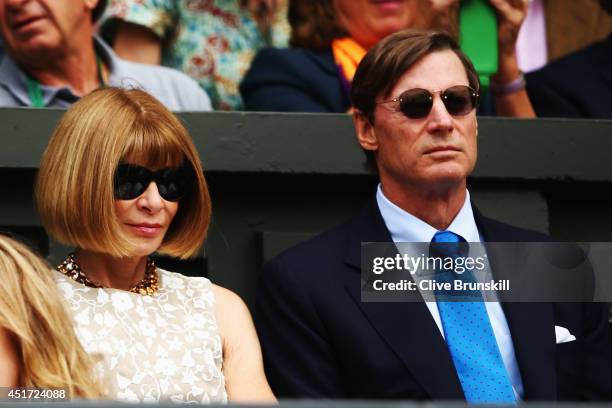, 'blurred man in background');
0,0,211,110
